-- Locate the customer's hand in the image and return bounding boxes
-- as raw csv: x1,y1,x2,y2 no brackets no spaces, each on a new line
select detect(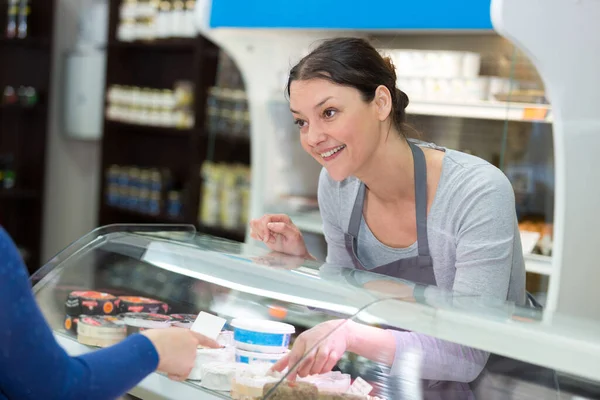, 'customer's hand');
142,327,220,381
249,214,313,258
272,320,355,380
